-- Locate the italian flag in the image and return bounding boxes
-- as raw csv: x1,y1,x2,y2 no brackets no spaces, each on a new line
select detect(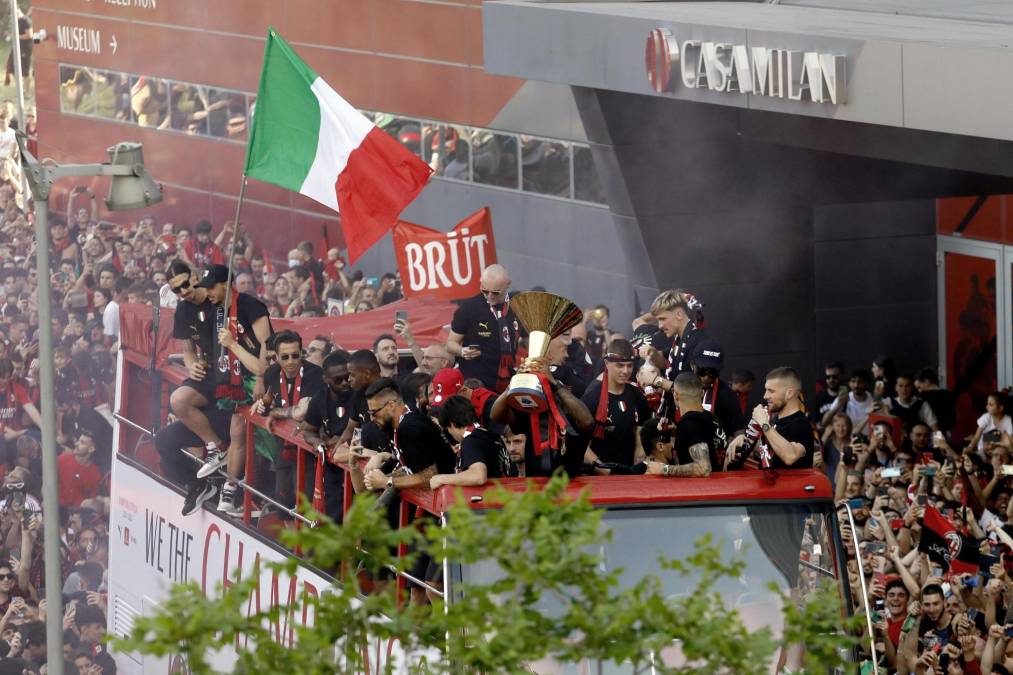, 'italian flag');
244,29,432,263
